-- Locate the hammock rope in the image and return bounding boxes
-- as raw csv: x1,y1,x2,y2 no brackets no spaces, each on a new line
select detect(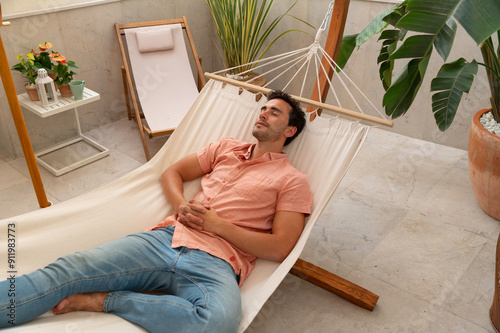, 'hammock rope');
211,0,392,127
